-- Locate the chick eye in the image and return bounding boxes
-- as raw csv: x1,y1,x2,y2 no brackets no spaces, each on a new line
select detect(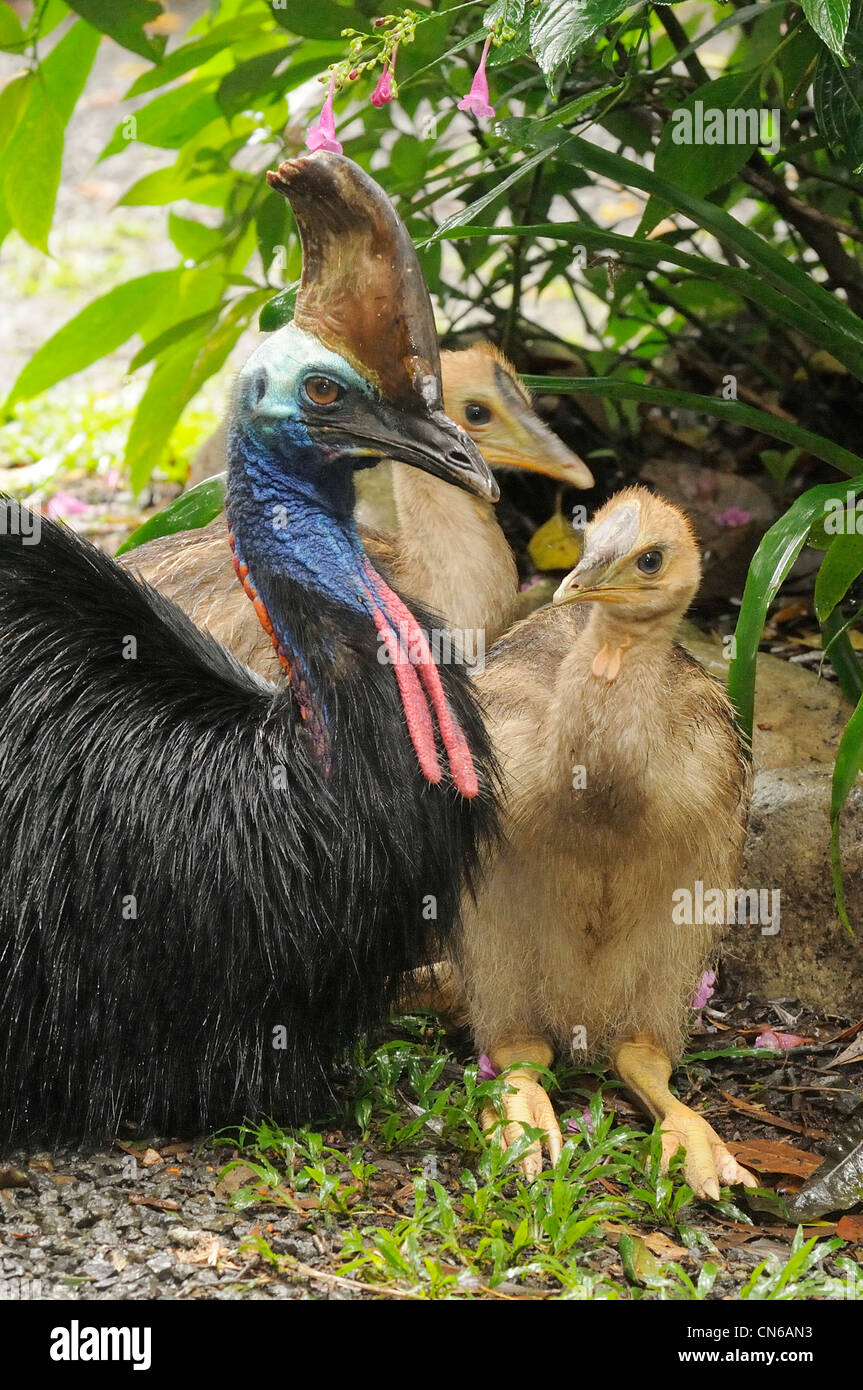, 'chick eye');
304,376,342,407
637,549,663,575
465,403,492,426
